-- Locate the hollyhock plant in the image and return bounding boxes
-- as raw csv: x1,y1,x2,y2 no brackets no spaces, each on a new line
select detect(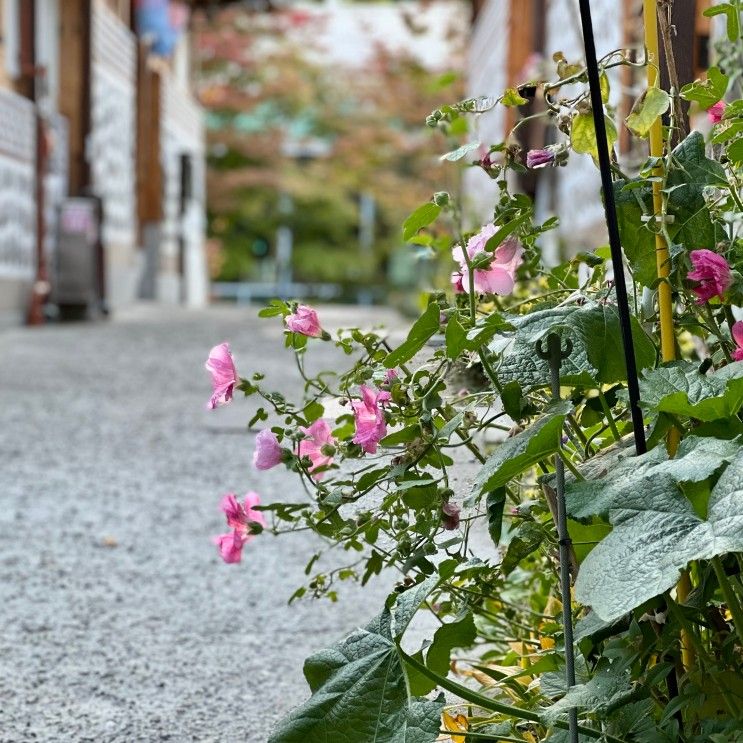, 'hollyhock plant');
253,429,283,470
687,249,731,303
298,419,336,479
352,385,390,454
452,226,524,295
205,342,238,409
732,321,743,361
526,147,555,168
451,271,465,294
286,305,323,337
213,491,266,563
442,502,461,530
707,100,726,124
